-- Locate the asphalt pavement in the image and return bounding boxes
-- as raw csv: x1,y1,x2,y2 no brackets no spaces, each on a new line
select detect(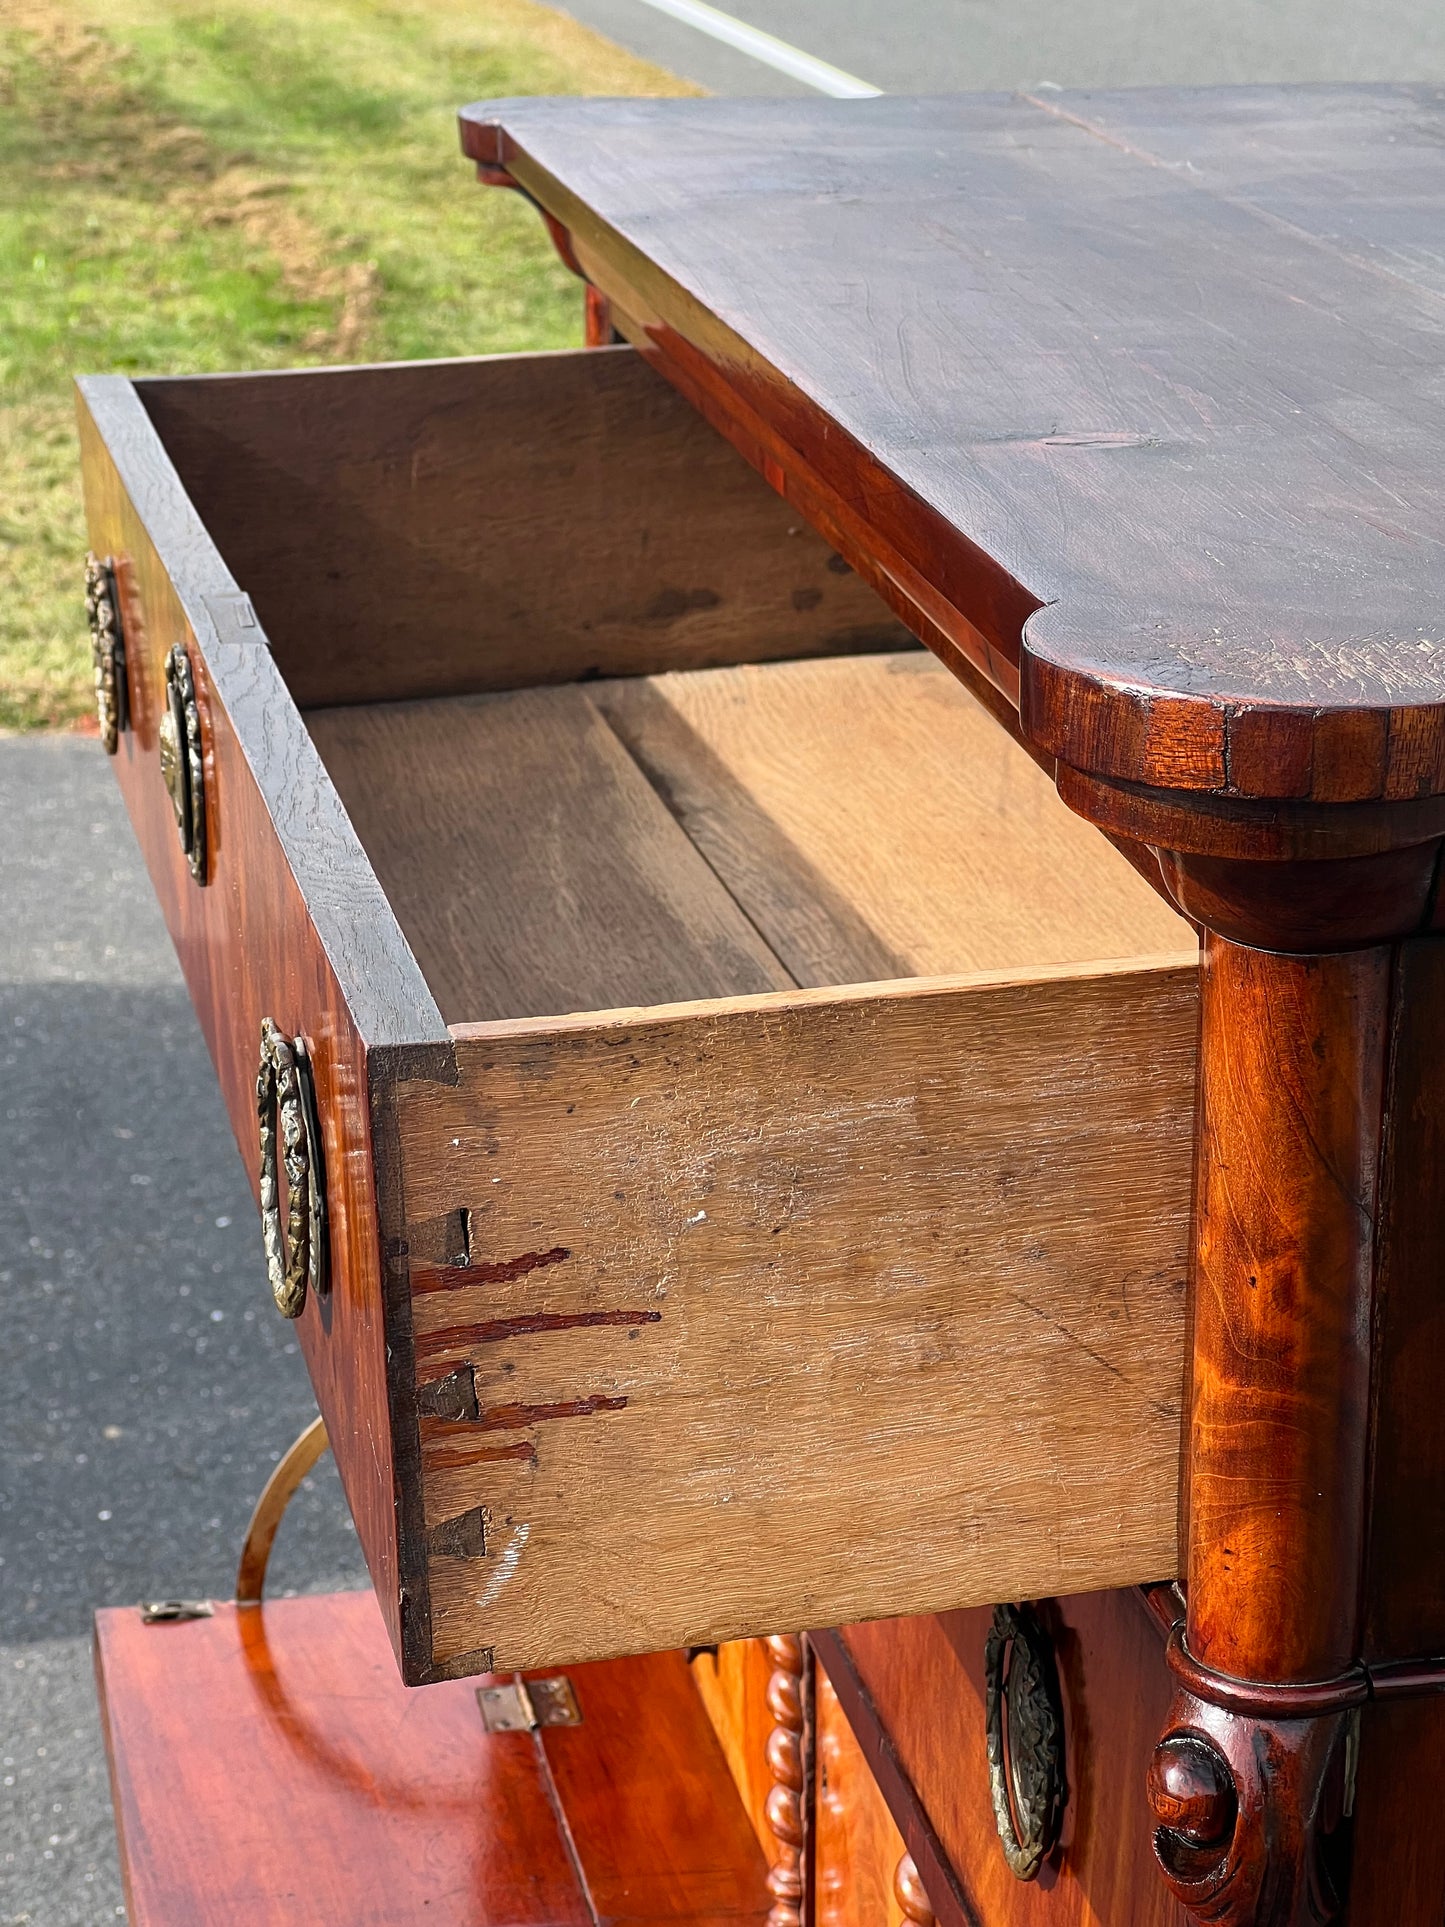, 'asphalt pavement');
0,739,364,1925
8,3,1445,1922
556,0,1445,94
